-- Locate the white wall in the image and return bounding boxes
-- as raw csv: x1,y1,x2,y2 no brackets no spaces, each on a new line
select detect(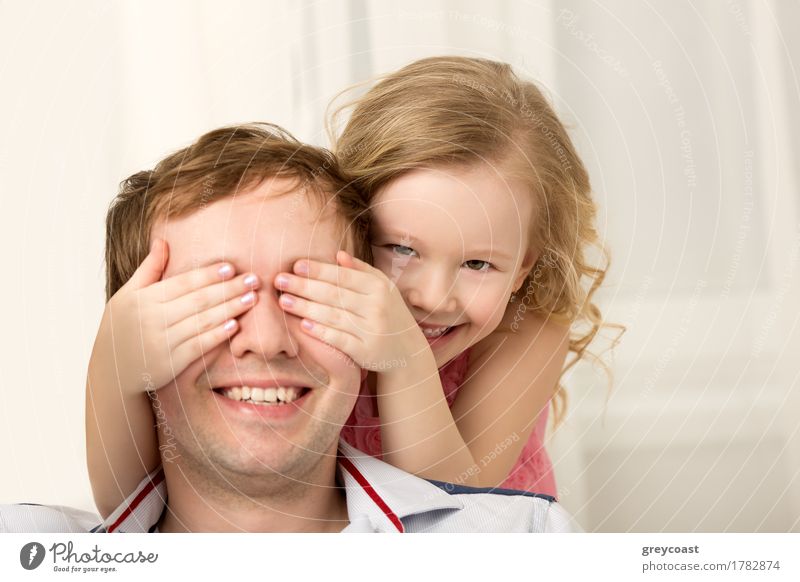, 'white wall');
1,0,797,531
